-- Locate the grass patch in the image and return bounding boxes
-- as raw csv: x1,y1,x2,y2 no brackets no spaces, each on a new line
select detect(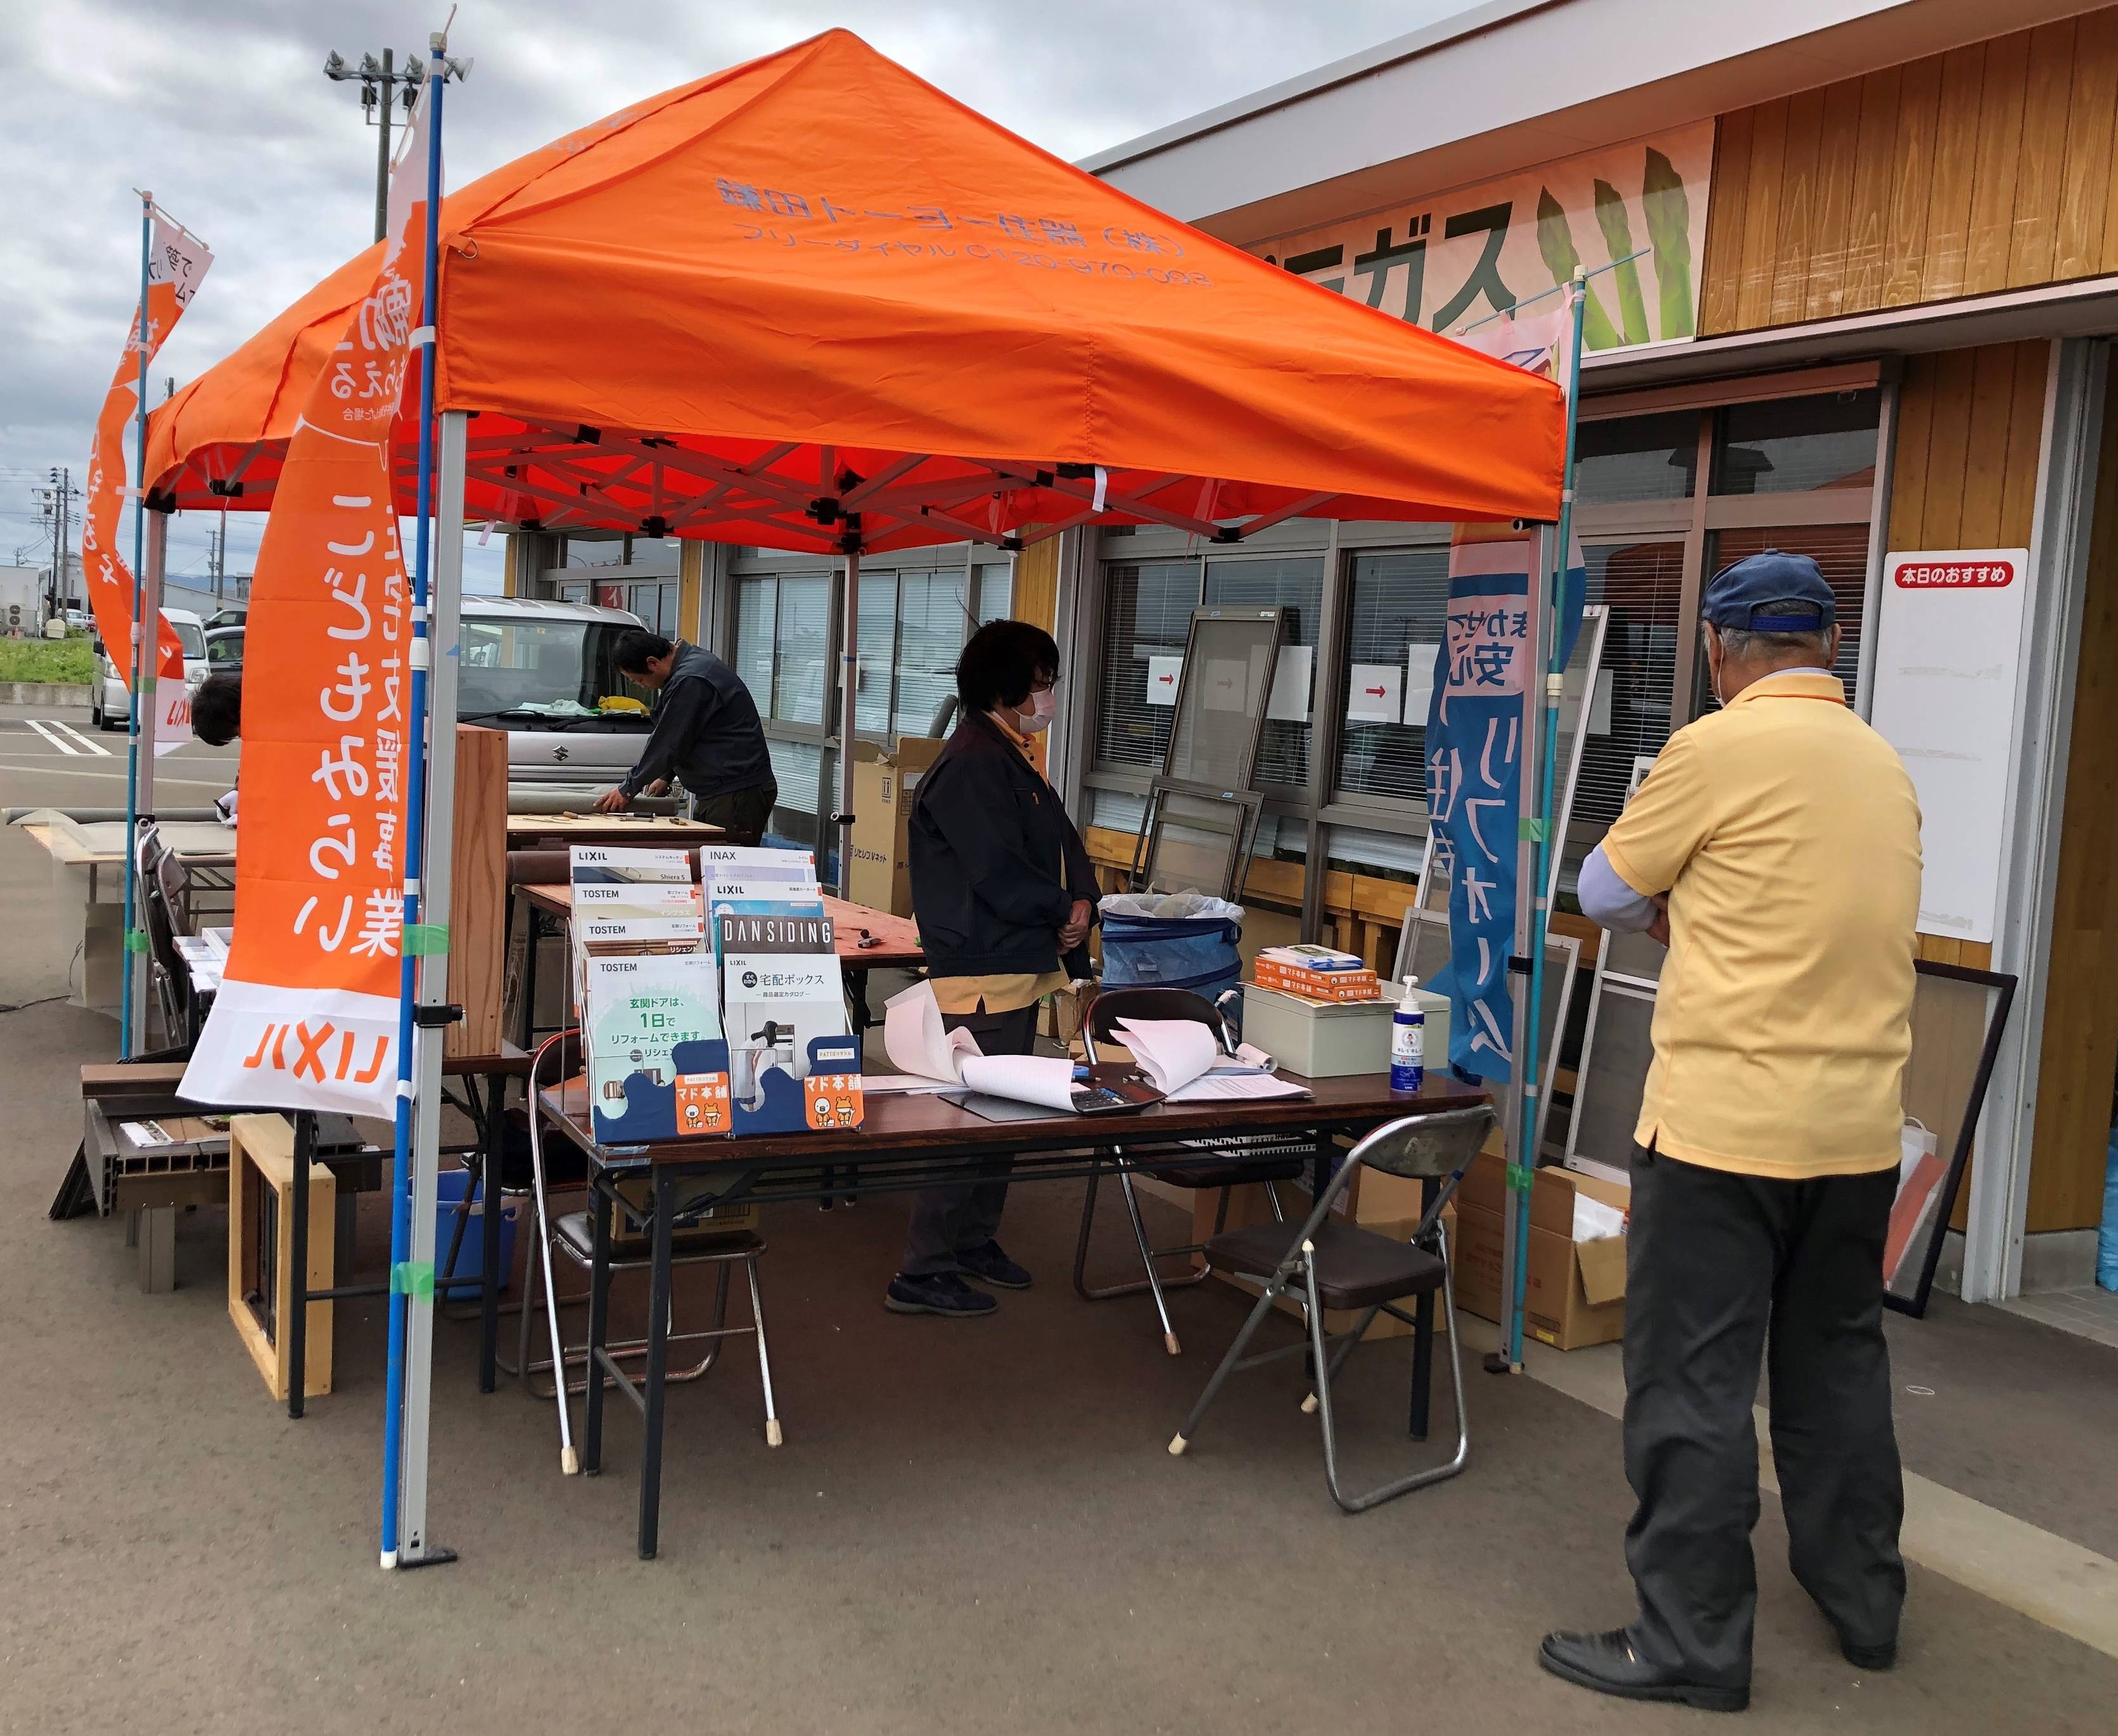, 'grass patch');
0,638,96,685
